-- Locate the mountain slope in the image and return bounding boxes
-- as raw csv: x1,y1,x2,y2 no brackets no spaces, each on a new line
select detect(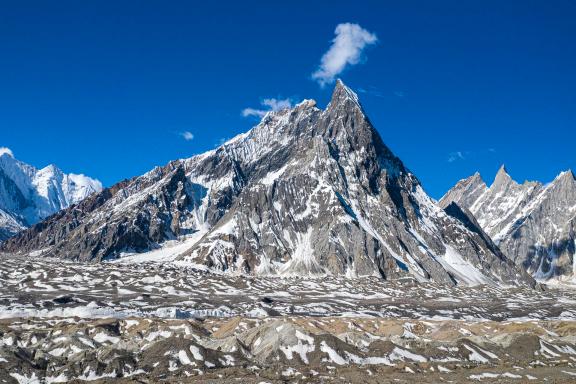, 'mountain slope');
440,166,576,281
0,152,102,240
1,81,535,287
